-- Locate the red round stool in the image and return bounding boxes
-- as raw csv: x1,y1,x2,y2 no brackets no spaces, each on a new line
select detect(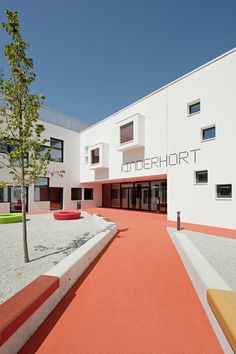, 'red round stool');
53,210,81,220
